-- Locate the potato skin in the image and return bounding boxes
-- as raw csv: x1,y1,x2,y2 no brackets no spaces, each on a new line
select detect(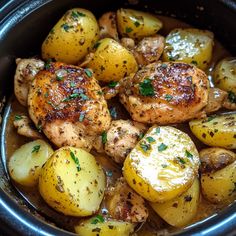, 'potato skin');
150,178,200,227
189,113,236,149
201,161,236,203
74,220,134,236
117,8,163,40
163,28,214,70
87,38,138,82
39,147,105,216
213,57,236,94
8,139,53,187
123,126,200,203
42,8,99,64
